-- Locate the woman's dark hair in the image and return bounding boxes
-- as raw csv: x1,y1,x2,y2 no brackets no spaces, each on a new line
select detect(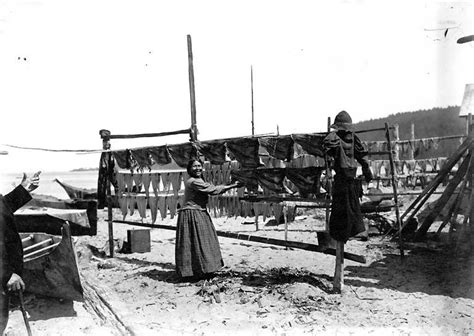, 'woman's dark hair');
186,159,203,175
